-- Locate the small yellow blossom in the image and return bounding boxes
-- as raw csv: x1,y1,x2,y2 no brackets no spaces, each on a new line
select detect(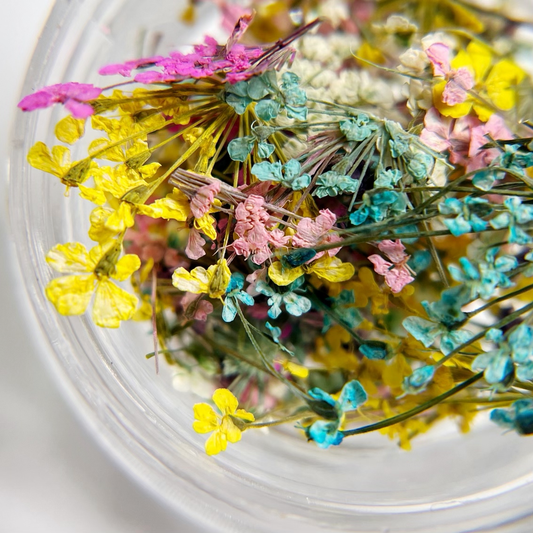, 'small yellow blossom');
27,142,95,188
193,388,255,455
172,258,231,299
268,255,355,286
45,241,140,328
